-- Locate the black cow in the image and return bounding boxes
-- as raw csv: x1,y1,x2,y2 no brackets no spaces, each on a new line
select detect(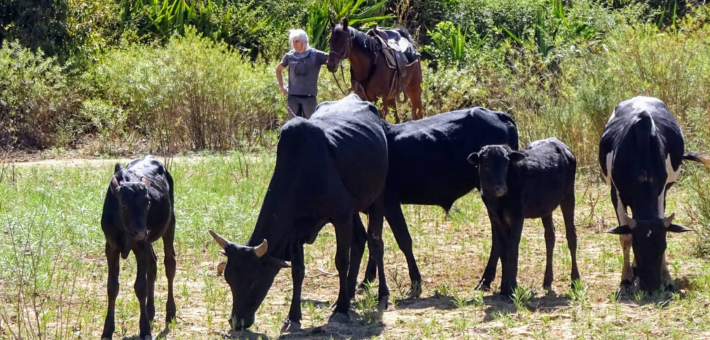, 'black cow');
467,138,580,295
208,94,388,333
101,156,176,340
361,108,519,298
600,96,709,292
